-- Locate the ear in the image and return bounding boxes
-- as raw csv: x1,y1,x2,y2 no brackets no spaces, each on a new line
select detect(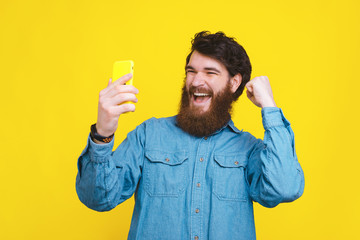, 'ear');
230,73,242,93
